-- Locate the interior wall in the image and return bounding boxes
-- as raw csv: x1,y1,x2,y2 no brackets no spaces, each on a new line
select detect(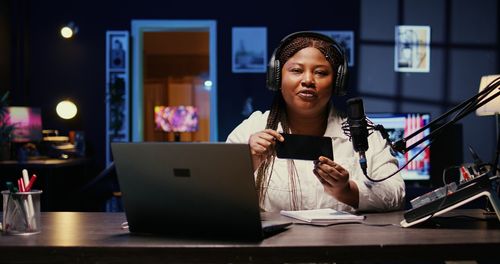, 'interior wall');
0,0,11,96
3,0,498,174
145,55,209,79
359,0,499,164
